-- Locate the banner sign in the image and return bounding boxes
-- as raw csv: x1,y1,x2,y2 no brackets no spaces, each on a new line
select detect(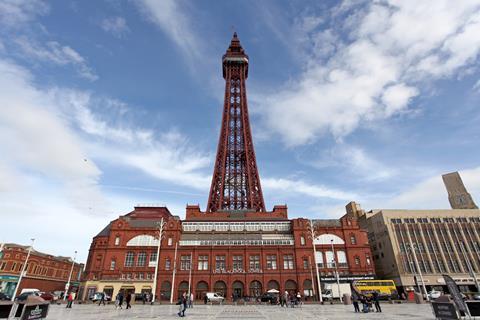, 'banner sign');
432,302,459,320
20,304,49,320
320,275,375,282
443,275,468,313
